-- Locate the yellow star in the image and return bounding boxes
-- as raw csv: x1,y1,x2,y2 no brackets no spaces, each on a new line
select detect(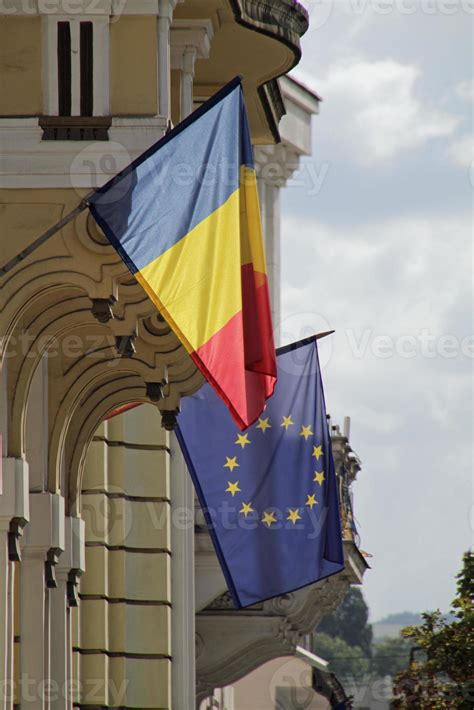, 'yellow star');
314,471,325,486
235,433,251,449
256,417,272,433
281,415,294,430
240,502,254,518
287,508,302,524
312,445,323,461
225,481,241,497
261,510,277,527
305,494,318,509
224,456,239,472
299,425,314,440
